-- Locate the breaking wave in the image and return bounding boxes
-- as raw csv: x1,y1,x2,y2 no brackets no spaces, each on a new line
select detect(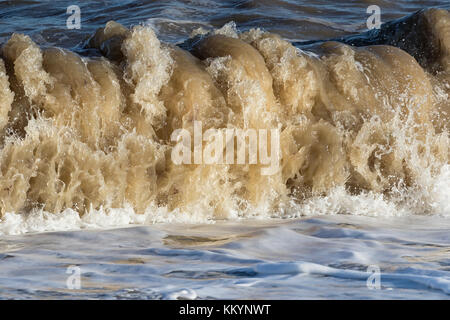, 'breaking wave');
0,9,449,234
